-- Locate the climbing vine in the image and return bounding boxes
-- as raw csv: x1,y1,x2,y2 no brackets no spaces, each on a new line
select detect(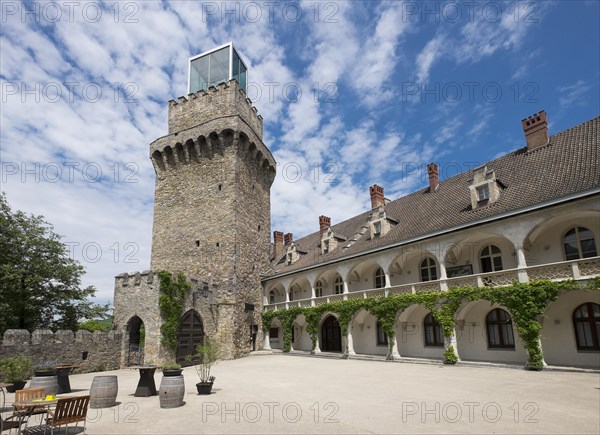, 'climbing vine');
158,271,190,353
262,278,600,370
